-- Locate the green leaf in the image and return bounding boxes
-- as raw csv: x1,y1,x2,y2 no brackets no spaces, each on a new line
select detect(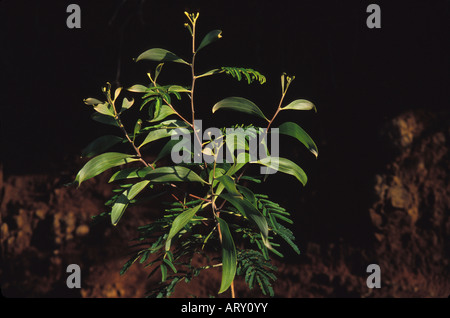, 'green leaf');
217,175,242,198
160,263,167,282
253,157,307,186
217,217,237,294
281,99,316,112
111,165,207,184
213,97,269,122
278,122,318,158
138,128,174,149
142,166,207,184
154,63,164,82
93,102,114,117
226,152,251,177
75,152,139,186
127,84,149,93
111,180,150,225
135,48,189,65
91,113,119,127
121,97,134,112
84,98,103,105
133,119,143,140
153,139,188,164
163,258,177,273
197,29,222,52
165,204,202,251
168,85,191,94
81,135,124,158
219,193,269,245
197,69,222,78
236,185,256,205
149,105,176,122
